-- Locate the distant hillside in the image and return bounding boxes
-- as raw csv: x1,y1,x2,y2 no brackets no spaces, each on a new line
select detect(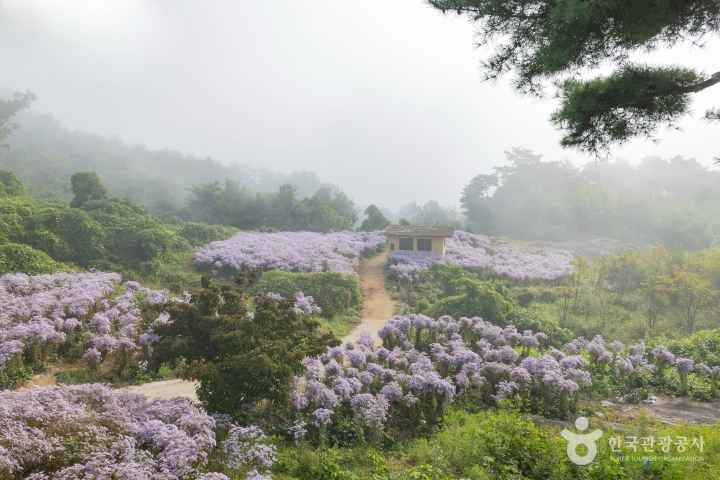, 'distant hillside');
0,110,332,215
